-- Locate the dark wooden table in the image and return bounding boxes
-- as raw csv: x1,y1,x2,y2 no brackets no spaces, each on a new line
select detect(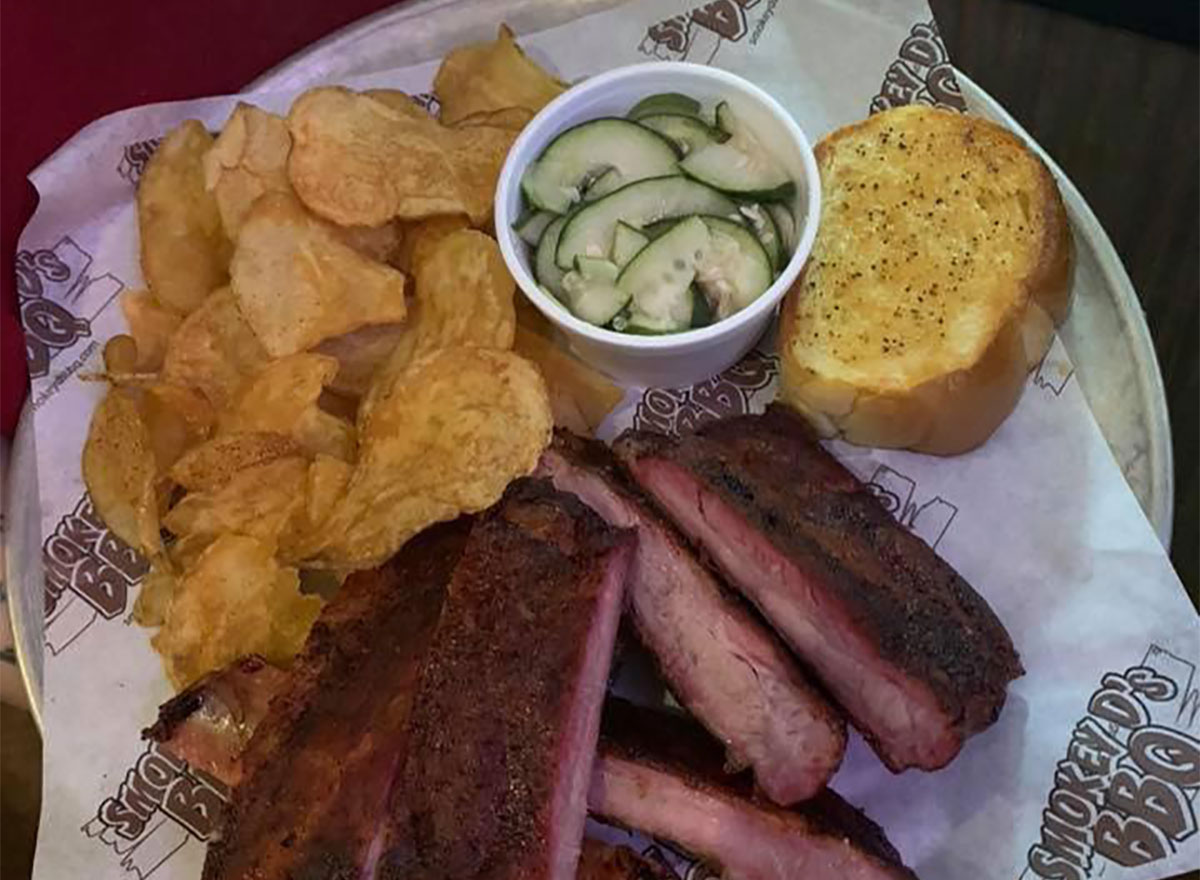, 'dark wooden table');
930,0,1199,601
